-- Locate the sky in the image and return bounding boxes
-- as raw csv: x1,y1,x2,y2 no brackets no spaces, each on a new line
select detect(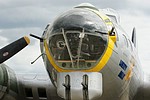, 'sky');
0,0,150,74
